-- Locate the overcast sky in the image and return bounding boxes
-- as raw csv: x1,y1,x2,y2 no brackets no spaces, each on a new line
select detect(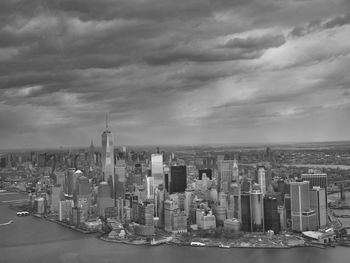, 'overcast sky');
1,0,350,149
